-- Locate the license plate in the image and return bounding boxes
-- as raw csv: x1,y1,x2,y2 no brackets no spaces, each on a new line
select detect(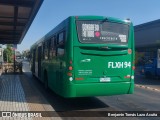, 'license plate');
100,77,111,82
